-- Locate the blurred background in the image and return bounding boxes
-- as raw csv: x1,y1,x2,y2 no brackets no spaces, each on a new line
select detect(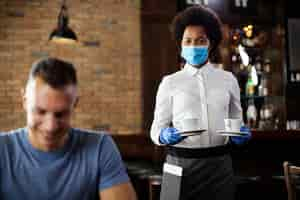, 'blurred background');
1,0,300,199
